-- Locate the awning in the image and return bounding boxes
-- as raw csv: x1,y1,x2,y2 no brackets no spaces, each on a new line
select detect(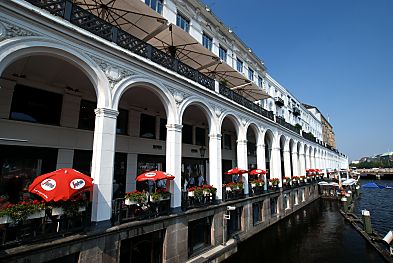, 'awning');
74,0,270,101
74,0,168,40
